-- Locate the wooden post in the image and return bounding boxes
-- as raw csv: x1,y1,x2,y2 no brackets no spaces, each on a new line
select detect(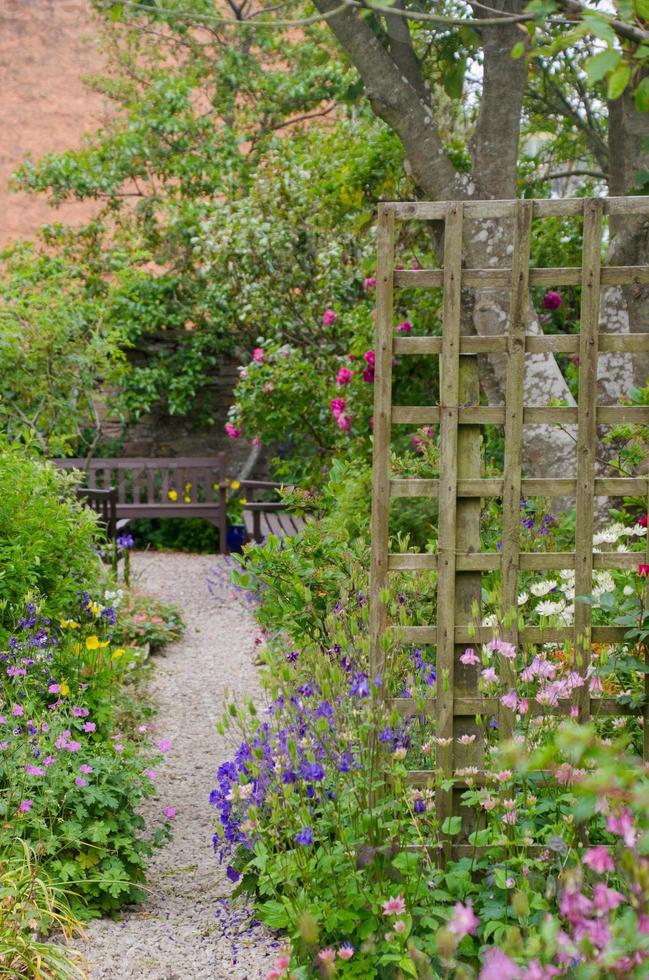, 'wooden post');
369,205,396,681
453,355,483,833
